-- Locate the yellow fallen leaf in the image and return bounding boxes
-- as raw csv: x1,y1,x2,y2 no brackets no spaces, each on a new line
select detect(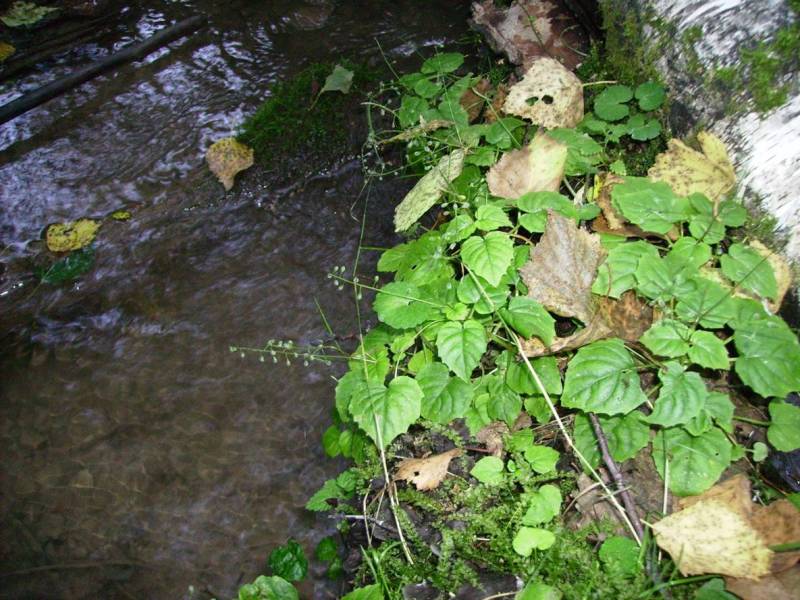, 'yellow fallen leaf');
45,218,101,252
206,137,254,191
394,448,462,491
0,41,15,62
503,57,583,129
652,498,773,579
750,241,791,312
394,148,465,232
647,131,736,202
110,210,132,221
487,131,567,198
